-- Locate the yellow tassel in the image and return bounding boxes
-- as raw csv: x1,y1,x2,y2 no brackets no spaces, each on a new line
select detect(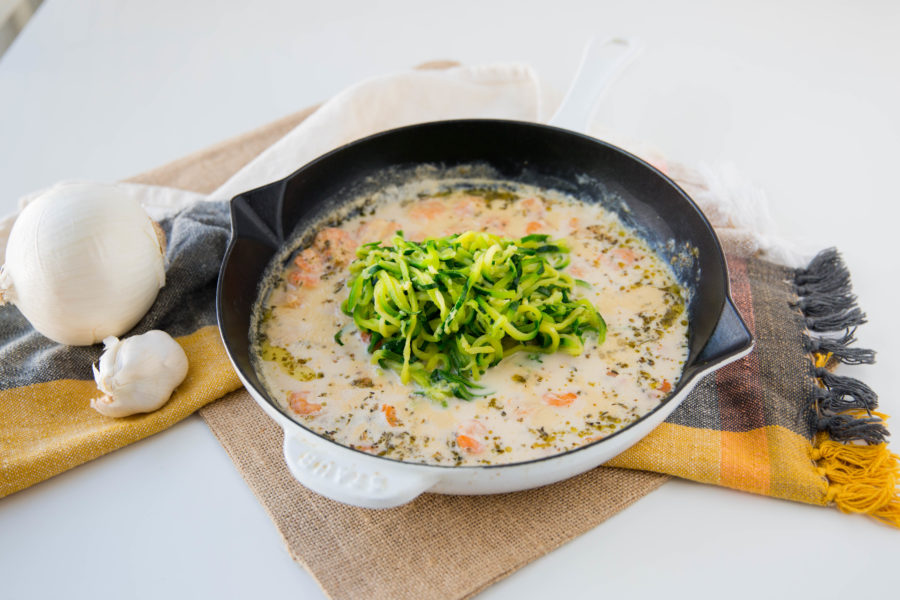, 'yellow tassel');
813,351,833,370
813,439,900,528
